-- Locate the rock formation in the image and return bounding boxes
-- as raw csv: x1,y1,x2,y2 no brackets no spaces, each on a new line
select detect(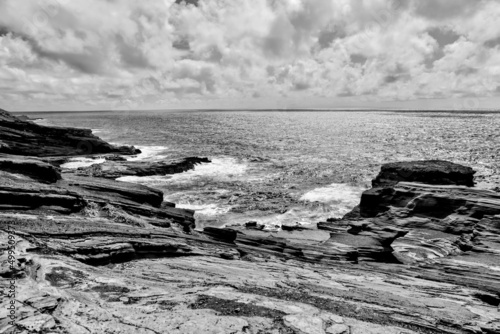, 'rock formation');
0,108,499,334
371,160,476,187
0,108,139,156
72,157,211,179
